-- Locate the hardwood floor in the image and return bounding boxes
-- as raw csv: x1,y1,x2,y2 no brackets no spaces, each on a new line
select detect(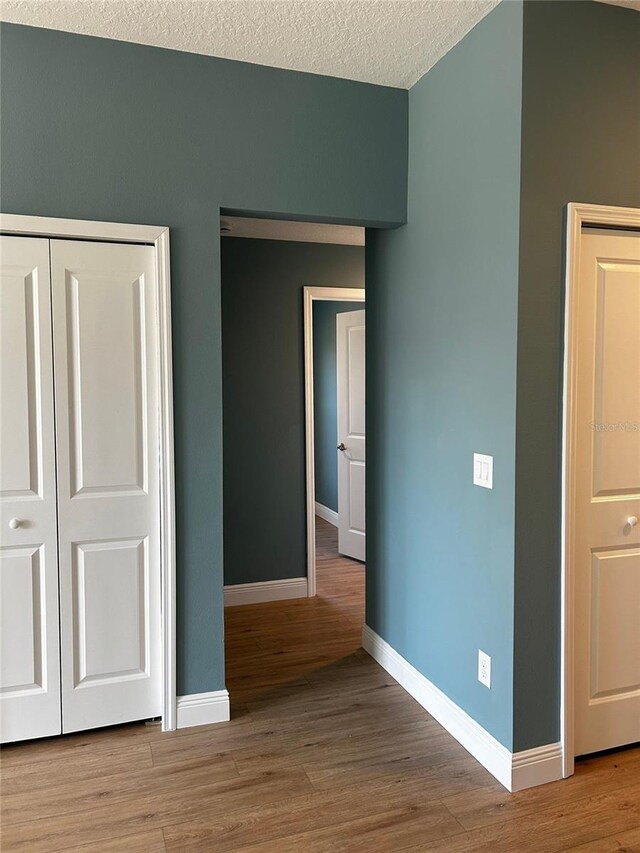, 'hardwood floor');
2,516,639,852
